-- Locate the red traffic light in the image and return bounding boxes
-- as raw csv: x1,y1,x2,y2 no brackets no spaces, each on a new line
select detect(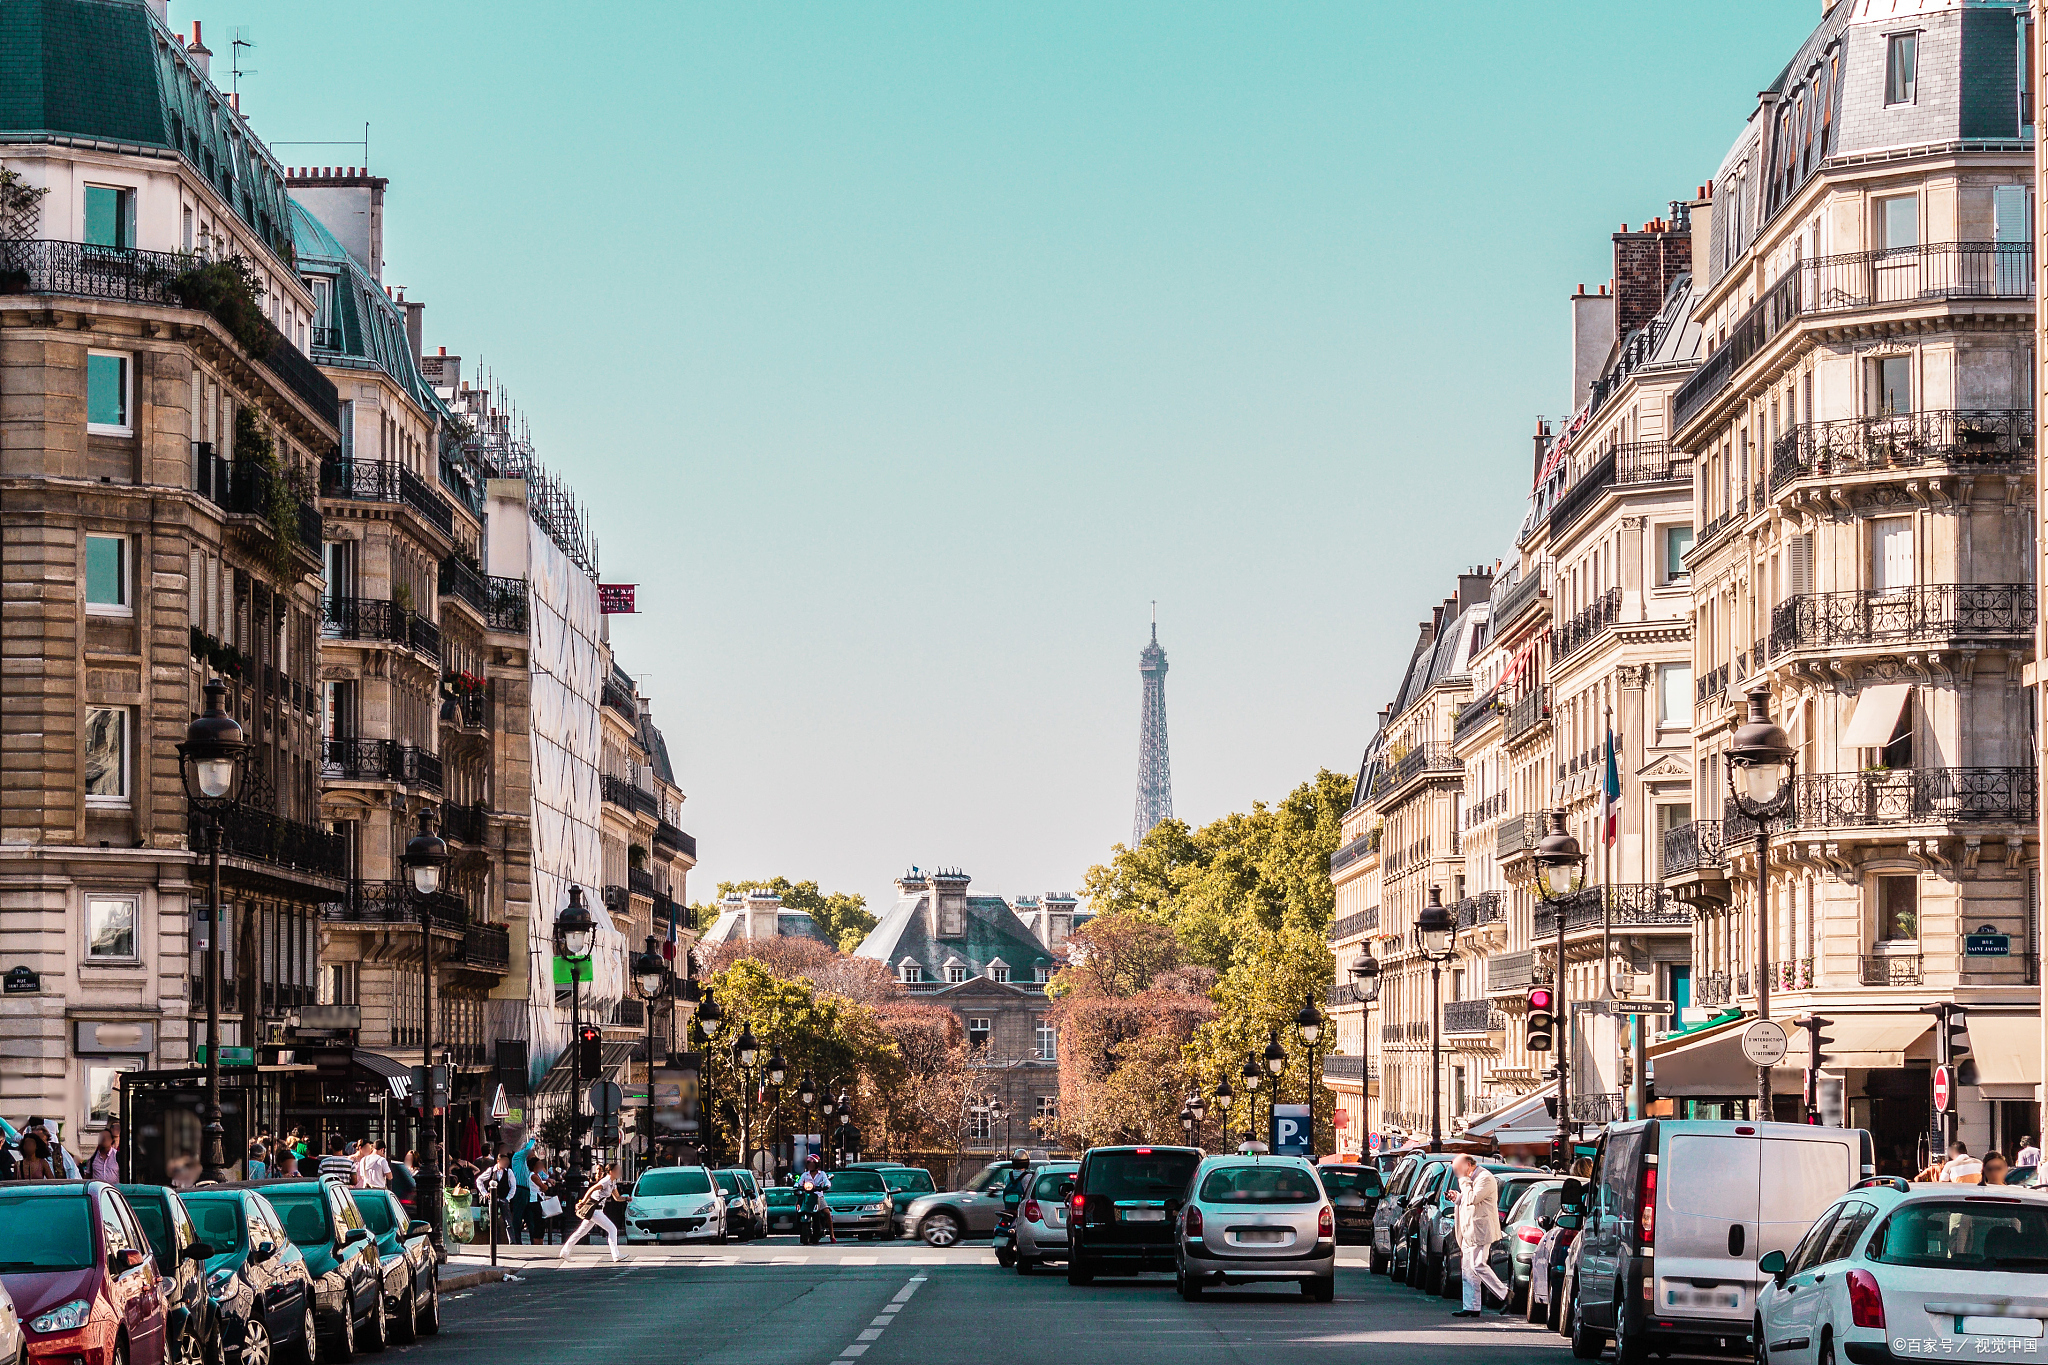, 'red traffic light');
578,1025,601,1043
1528,987,1552,1011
